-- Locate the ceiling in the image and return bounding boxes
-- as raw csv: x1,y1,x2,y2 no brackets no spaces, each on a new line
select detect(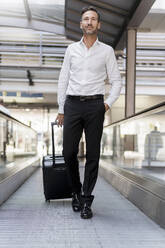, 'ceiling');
1,0,163,109
65,0,155,49
0,0,65,34
0,0,156,49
